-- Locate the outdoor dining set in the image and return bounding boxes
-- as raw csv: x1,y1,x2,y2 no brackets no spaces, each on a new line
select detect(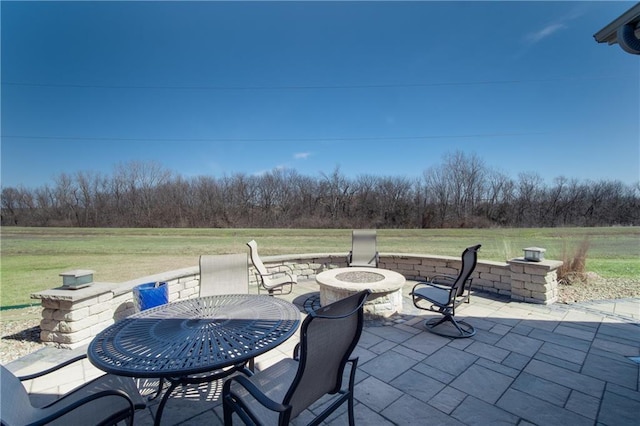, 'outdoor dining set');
1,231,481,426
